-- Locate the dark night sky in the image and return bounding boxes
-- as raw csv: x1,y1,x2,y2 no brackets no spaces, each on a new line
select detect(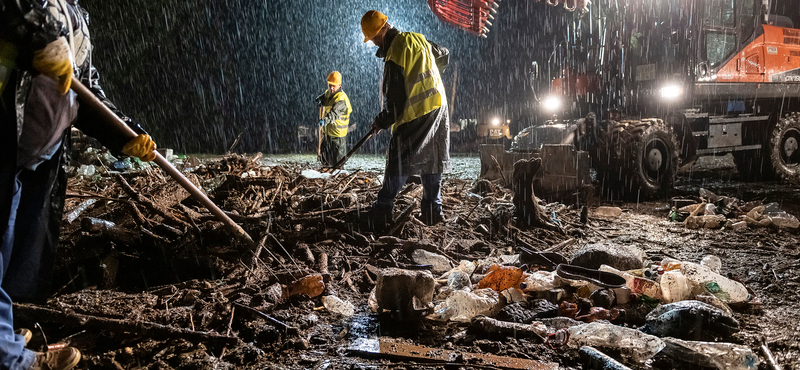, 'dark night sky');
81,0,575,154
